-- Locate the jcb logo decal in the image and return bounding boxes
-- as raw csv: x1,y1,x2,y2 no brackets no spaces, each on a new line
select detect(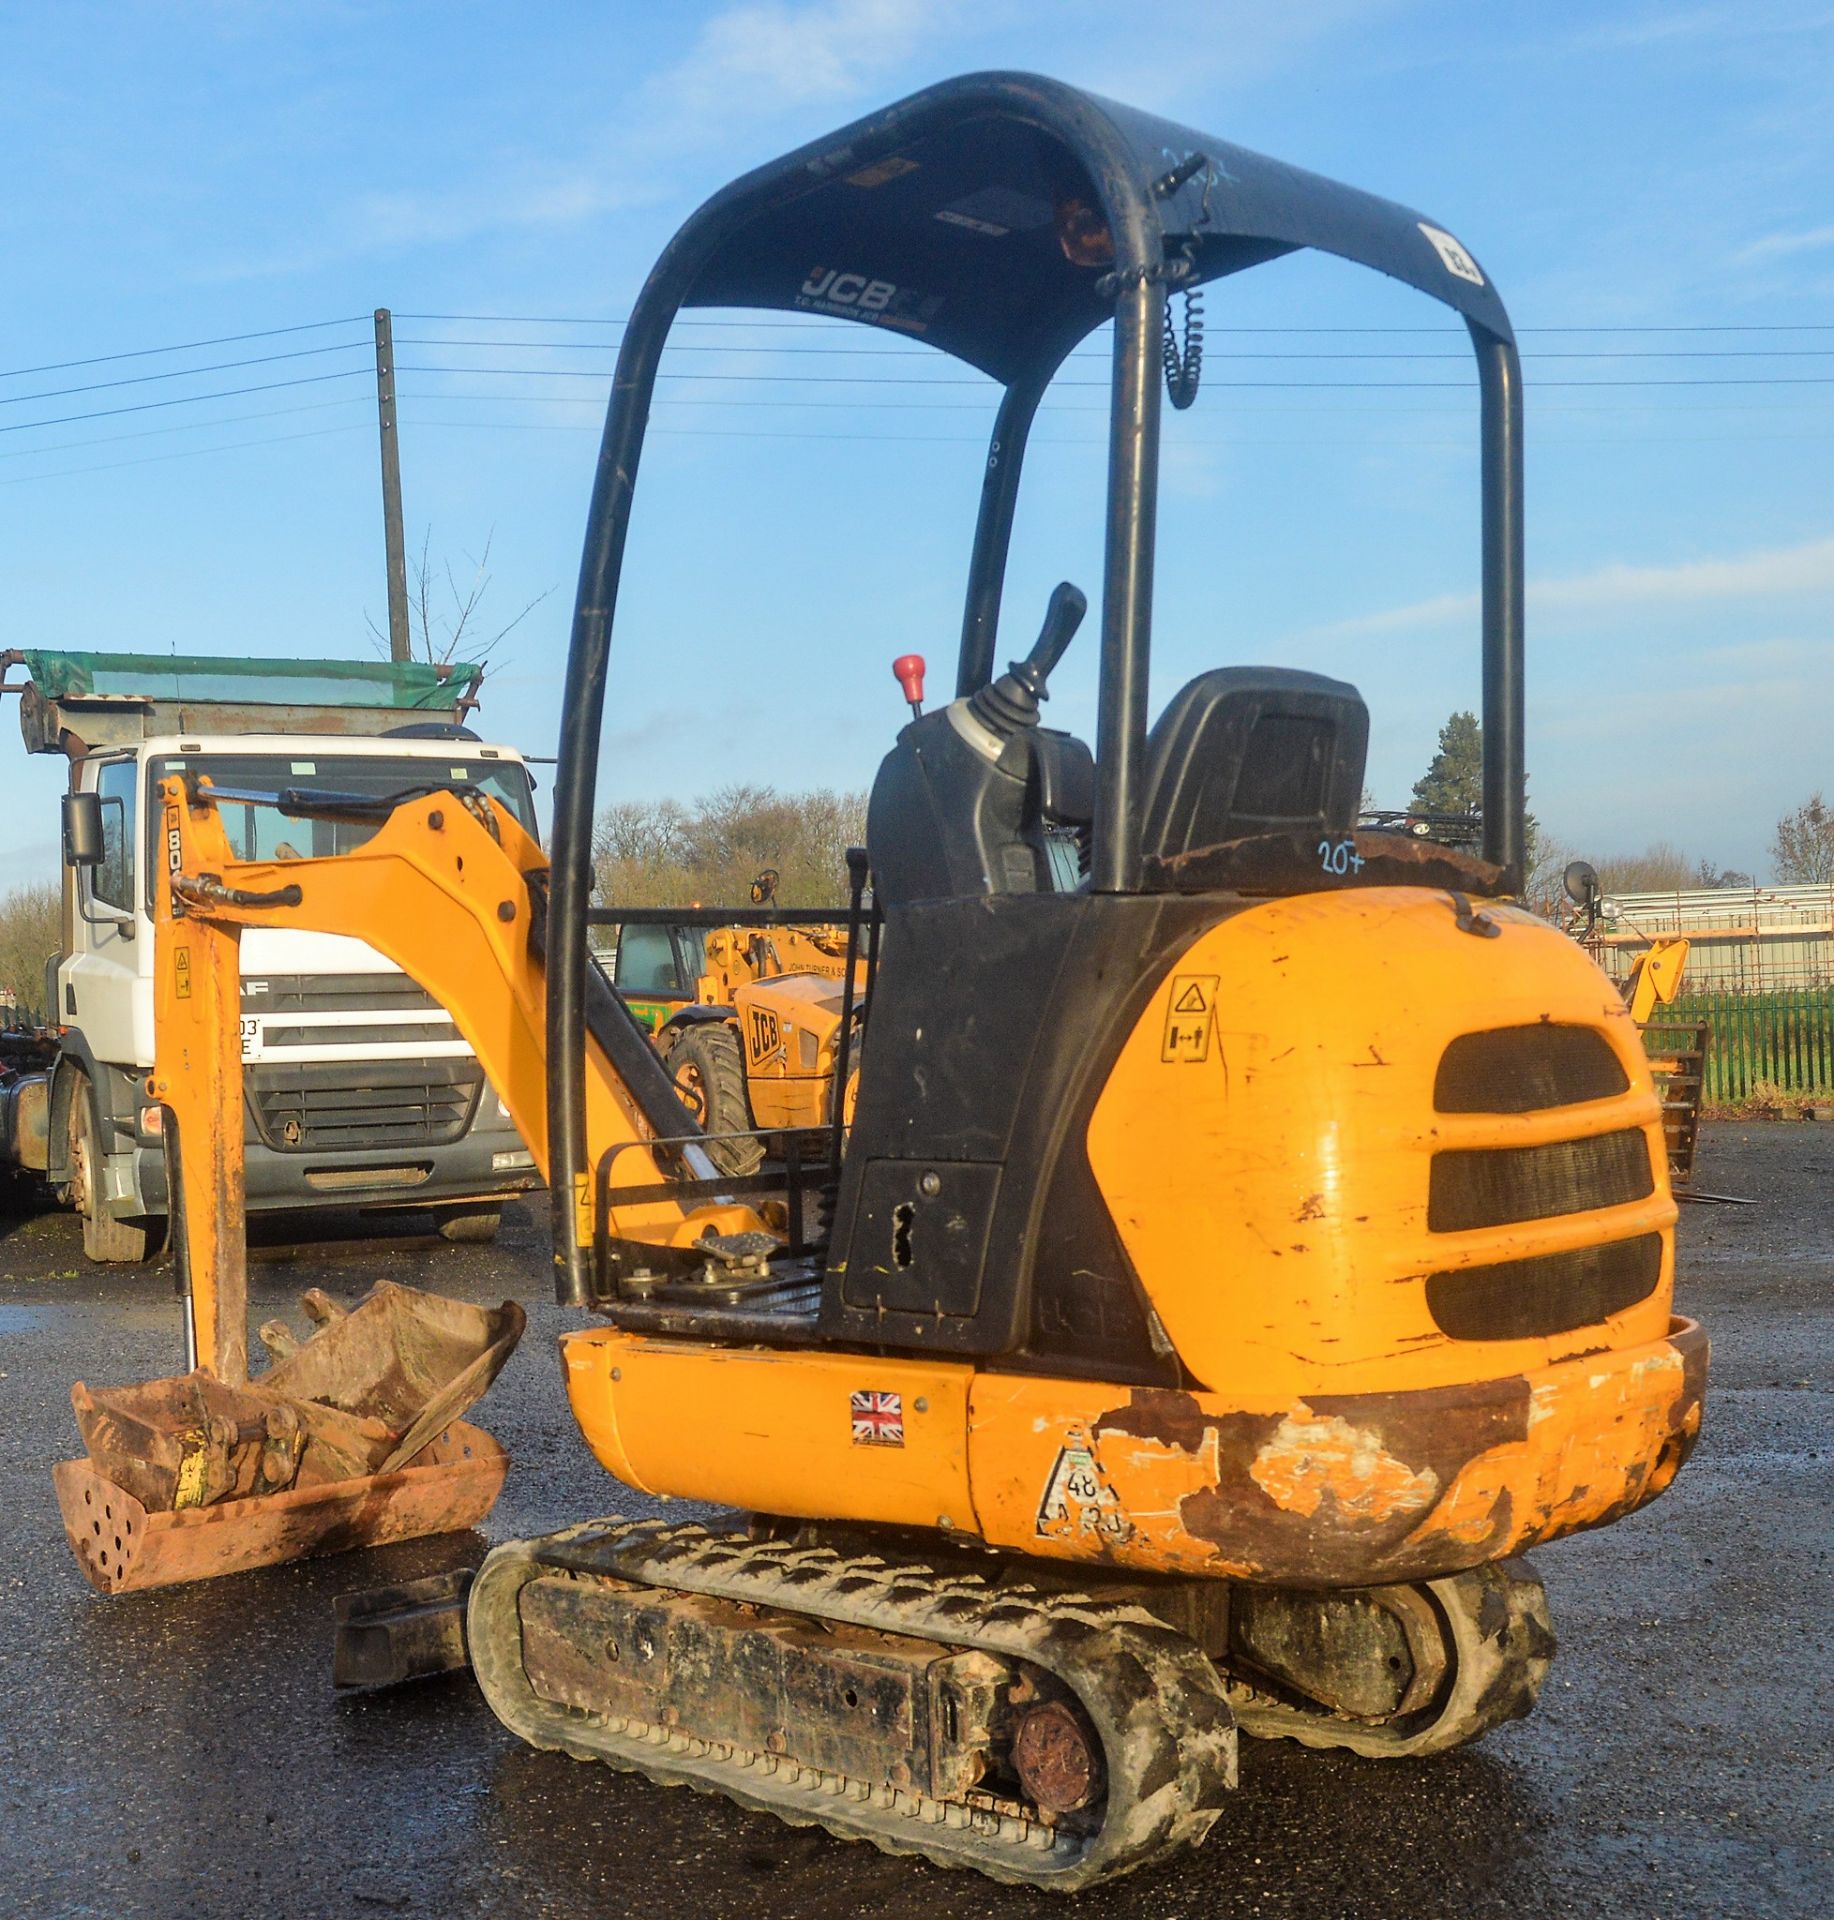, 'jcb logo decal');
747,1007,781,1062
800,267,897,311
796,266,942,334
